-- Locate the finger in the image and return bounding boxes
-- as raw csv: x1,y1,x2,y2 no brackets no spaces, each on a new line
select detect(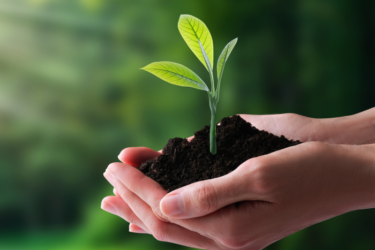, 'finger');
118,147,161,167
105,162,231,244
129,223,149,234
118,139,193,166
109,173,216,249
160,158,266,219
106,163,168,222
104,170,115,187
186,135,194,142
101,196,150,233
